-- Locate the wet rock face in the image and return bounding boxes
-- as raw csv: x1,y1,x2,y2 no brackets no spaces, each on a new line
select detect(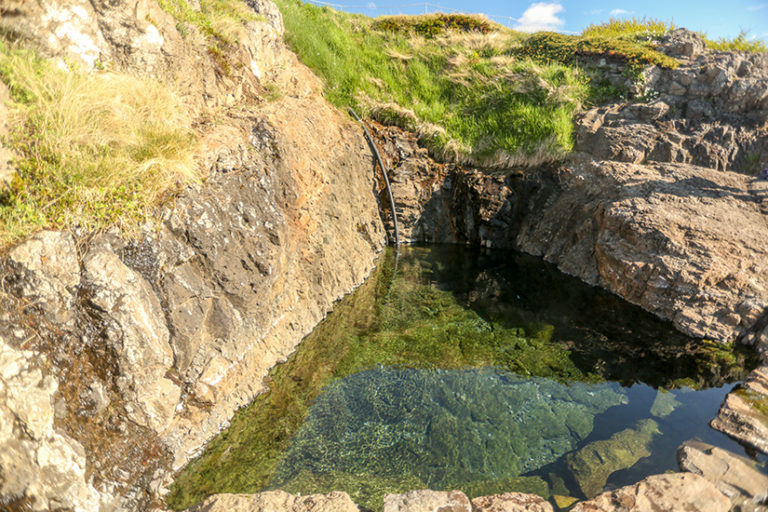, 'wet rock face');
570,473,730,512
83,238,180,434
8,231,80,325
